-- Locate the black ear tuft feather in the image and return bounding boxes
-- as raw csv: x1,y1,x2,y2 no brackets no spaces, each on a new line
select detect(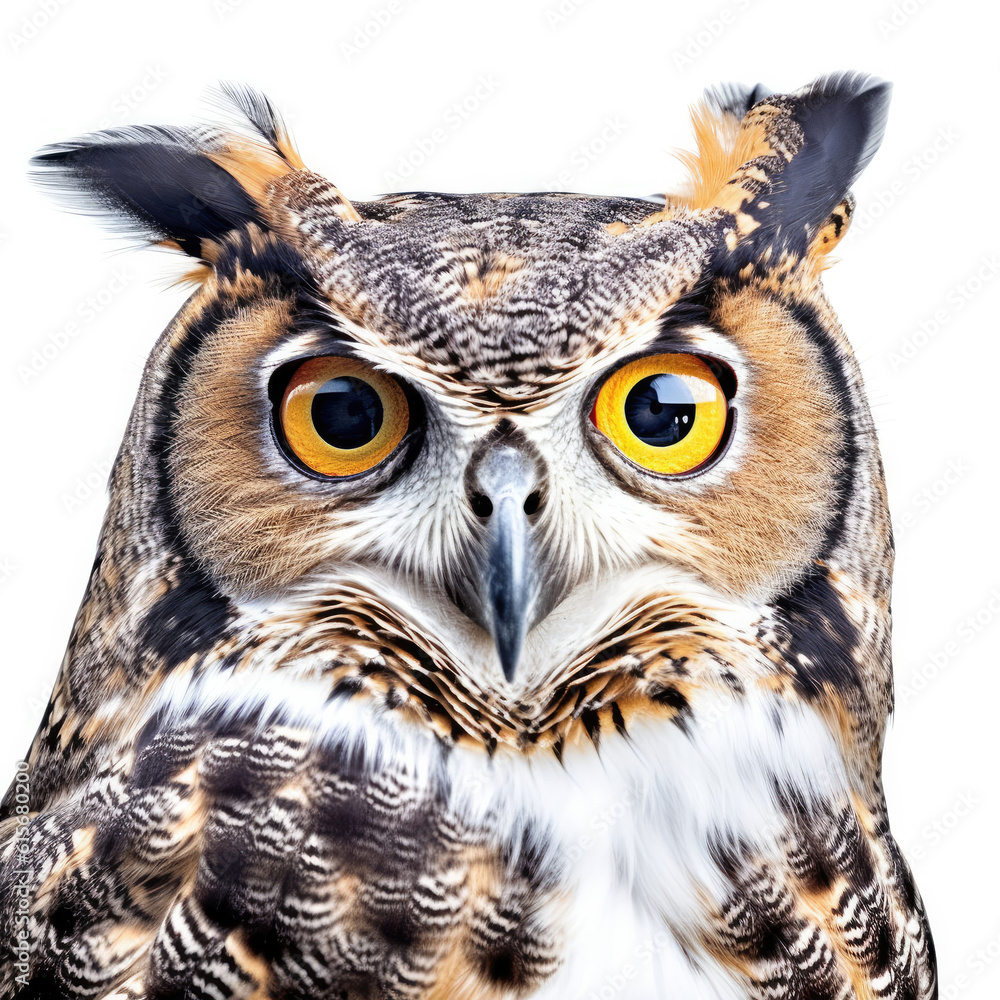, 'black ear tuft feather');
31,127,262,258
774,72,891,236
29,85,305,260
722,72,891,270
